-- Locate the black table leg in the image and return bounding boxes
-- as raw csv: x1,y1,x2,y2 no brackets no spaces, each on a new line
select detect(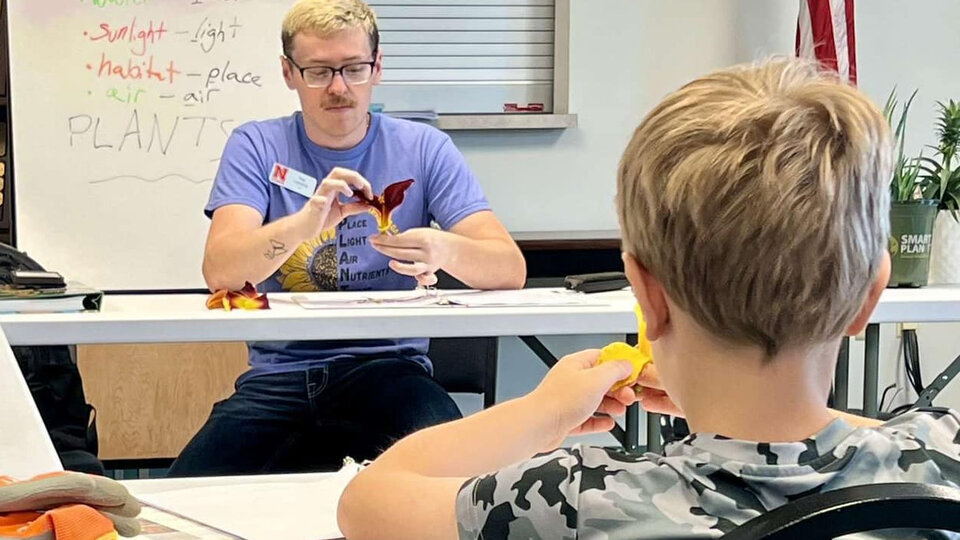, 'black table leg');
625,333,653,453
863,324,880,418
834,336,850,411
